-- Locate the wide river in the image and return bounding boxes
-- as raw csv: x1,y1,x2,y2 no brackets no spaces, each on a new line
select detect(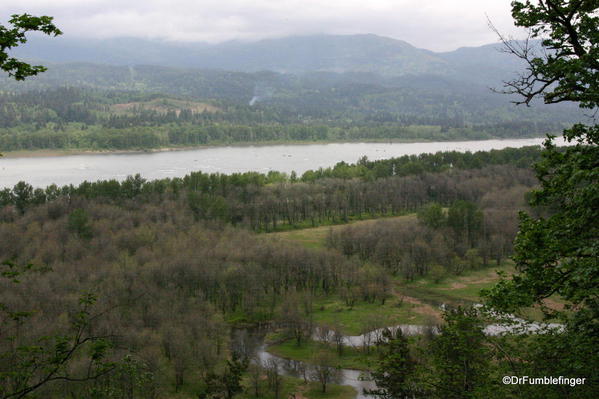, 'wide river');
0,138,562,188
